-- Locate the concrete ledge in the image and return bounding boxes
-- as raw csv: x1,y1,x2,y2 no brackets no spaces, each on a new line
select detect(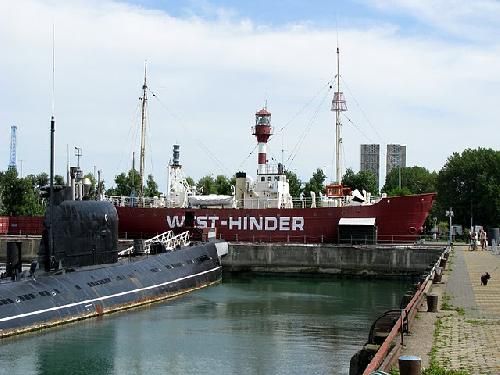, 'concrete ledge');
223,243,444,276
